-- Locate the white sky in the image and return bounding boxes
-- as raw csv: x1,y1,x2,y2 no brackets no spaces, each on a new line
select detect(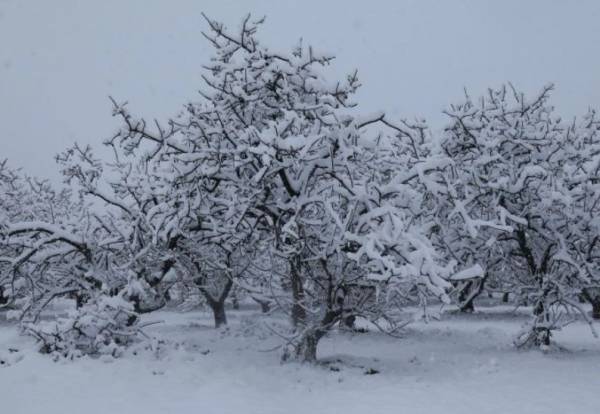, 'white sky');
1,0,599,182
